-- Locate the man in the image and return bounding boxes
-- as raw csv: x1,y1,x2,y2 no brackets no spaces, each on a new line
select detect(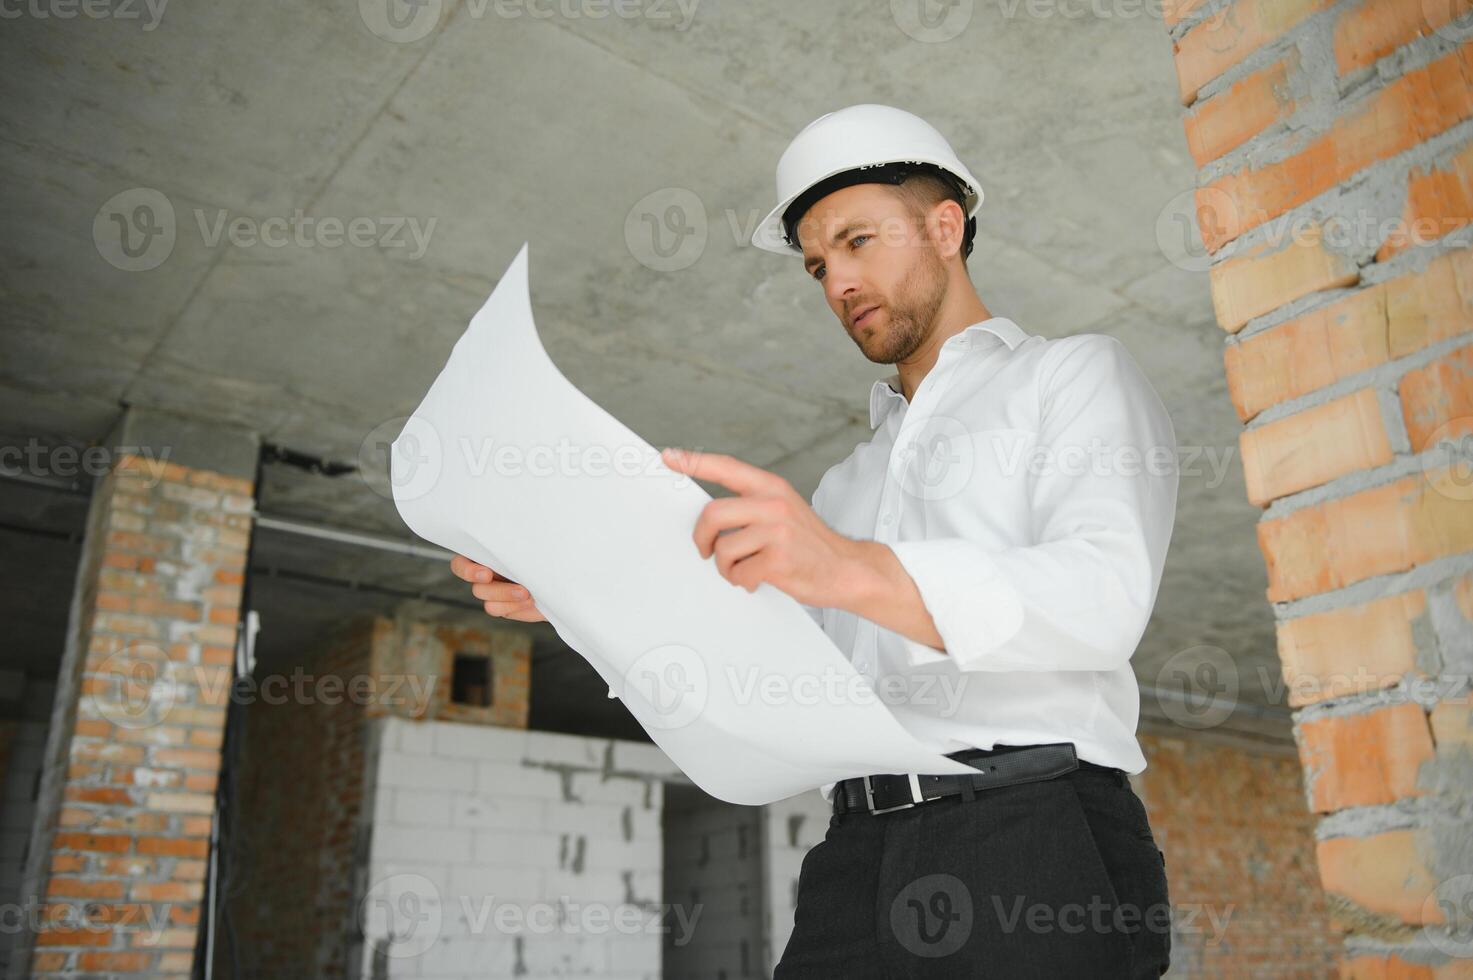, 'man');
451,104,1176,977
